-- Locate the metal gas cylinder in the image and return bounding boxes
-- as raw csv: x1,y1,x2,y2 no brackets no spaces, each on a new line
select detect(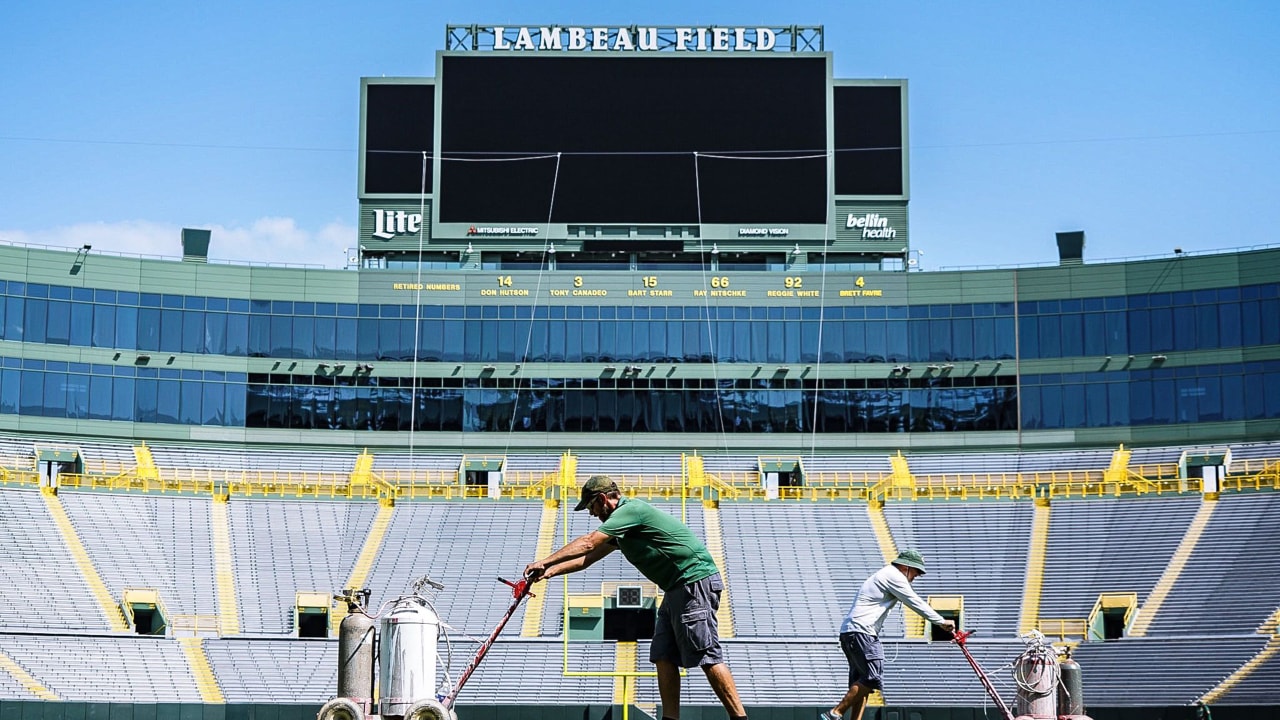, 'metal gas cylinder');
1014,633,1060,720
1057,654,1092,720
379,596,440,717
337,603,376,712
